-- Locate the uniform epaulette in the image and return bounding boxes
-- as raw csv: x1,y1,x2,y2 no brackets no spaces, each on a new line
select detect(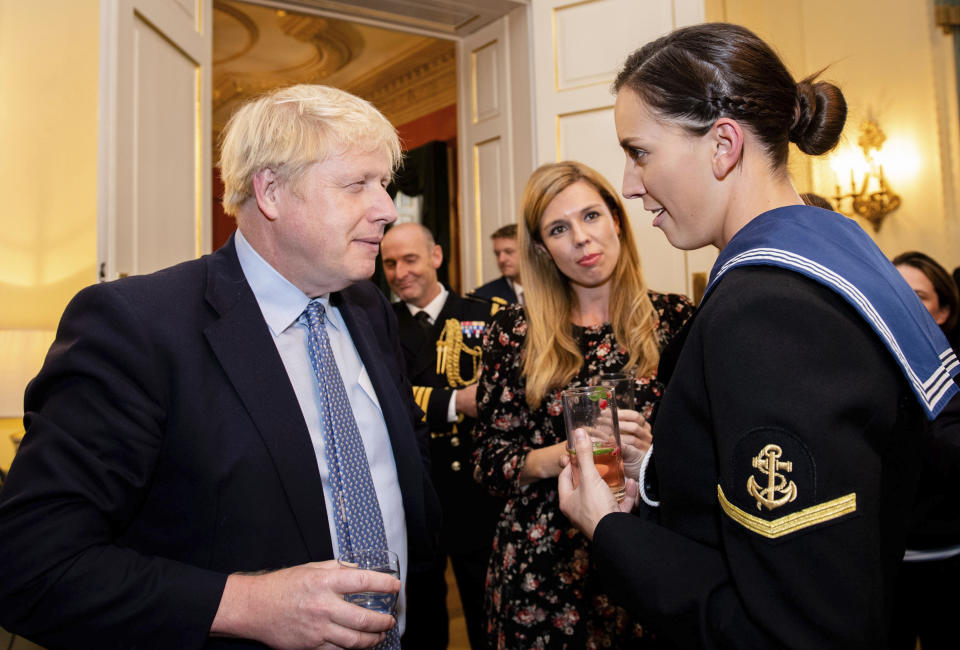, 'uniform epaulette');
464,292,506,317
464,292,492,305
